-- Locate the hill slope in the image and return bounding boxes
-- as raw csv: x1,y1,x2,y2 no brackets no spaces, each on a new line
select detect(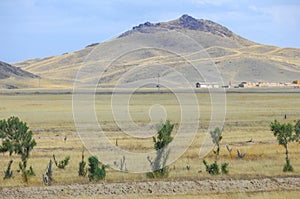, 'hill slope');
0,61,38,89
13,15,300,89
